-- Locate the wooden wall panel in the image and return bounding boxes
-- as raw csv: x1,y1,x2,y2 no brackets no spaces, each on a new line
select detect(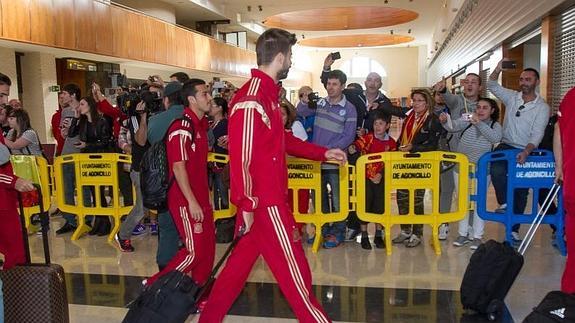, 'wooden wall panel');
53,0,76,48
540,15,556,103
93,1,113,55
2,0,31,41
29,0,55,45
0,0,255,78
74,0,96,52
